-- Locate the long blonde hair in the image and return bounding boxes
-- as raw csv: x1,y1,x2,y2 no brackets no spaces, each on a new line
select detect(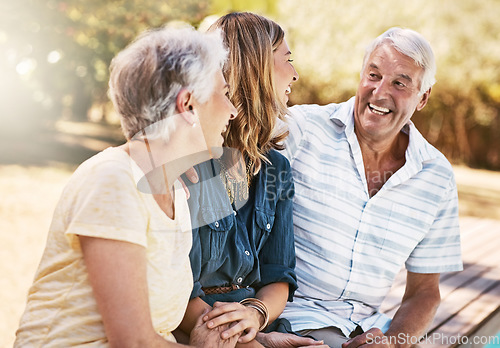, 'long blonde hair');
209,12,288,174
